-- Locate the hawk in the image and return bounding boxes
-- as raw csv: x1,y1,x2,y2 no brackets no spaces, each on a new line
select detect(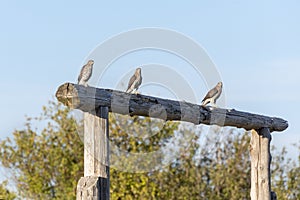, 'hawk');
126,67,142,94
202,82,223,107
77,60,94,87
